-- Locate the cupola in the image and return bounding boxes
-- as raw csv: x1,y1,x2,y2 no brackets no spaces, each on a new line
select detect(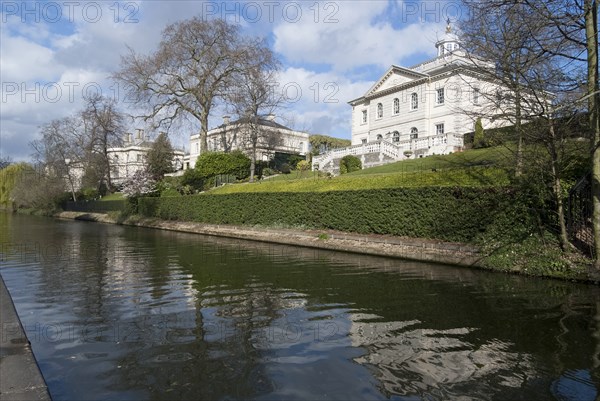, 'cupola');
435,19,461,57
